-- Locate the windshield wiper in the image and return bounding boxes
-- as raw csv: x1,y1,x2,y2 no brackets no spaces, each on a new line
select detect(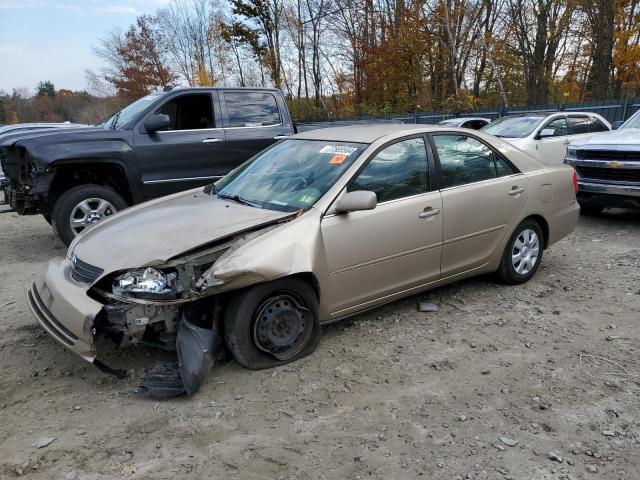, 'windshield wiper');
216,192,262,209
